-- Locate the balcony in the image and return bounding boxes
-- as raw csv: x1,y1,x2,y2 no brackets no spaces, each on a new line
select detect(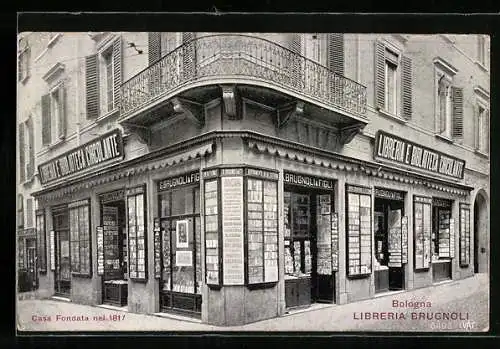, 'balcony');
120,34,367,124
